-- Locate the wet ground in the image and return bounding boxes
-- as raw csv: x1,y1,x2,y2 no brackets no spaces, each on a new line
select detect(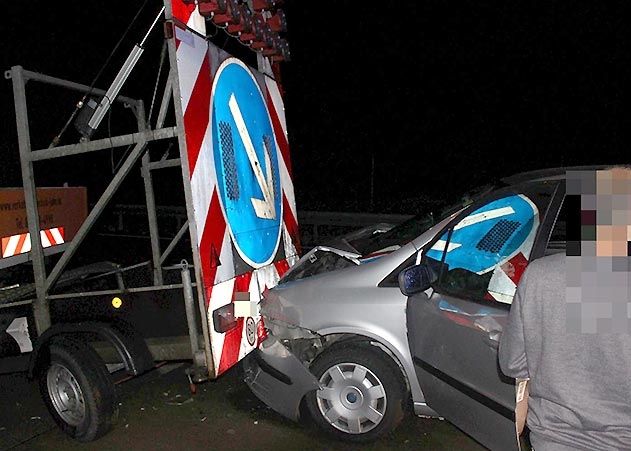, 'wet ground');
0,363,485,451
